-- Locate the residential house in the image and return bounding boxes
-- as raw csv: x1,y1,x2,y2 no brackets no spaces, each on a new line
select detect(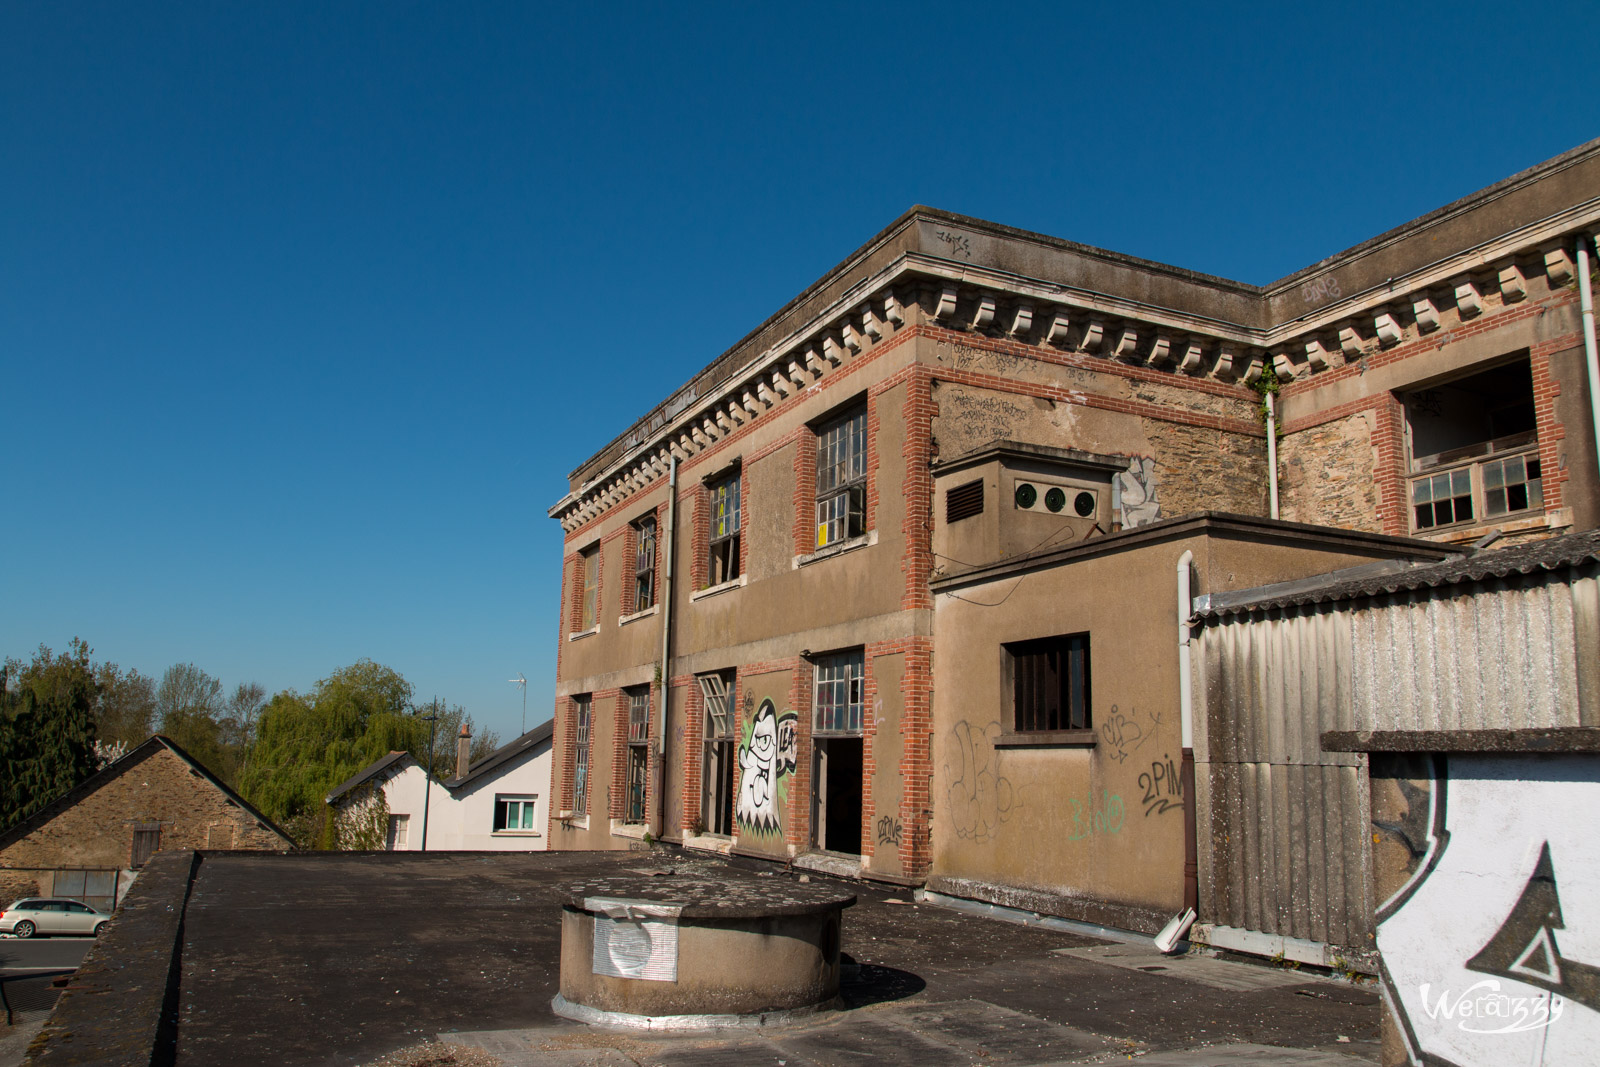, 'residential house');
544,139,1600,942
0,735,293,910
326,720,553,851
